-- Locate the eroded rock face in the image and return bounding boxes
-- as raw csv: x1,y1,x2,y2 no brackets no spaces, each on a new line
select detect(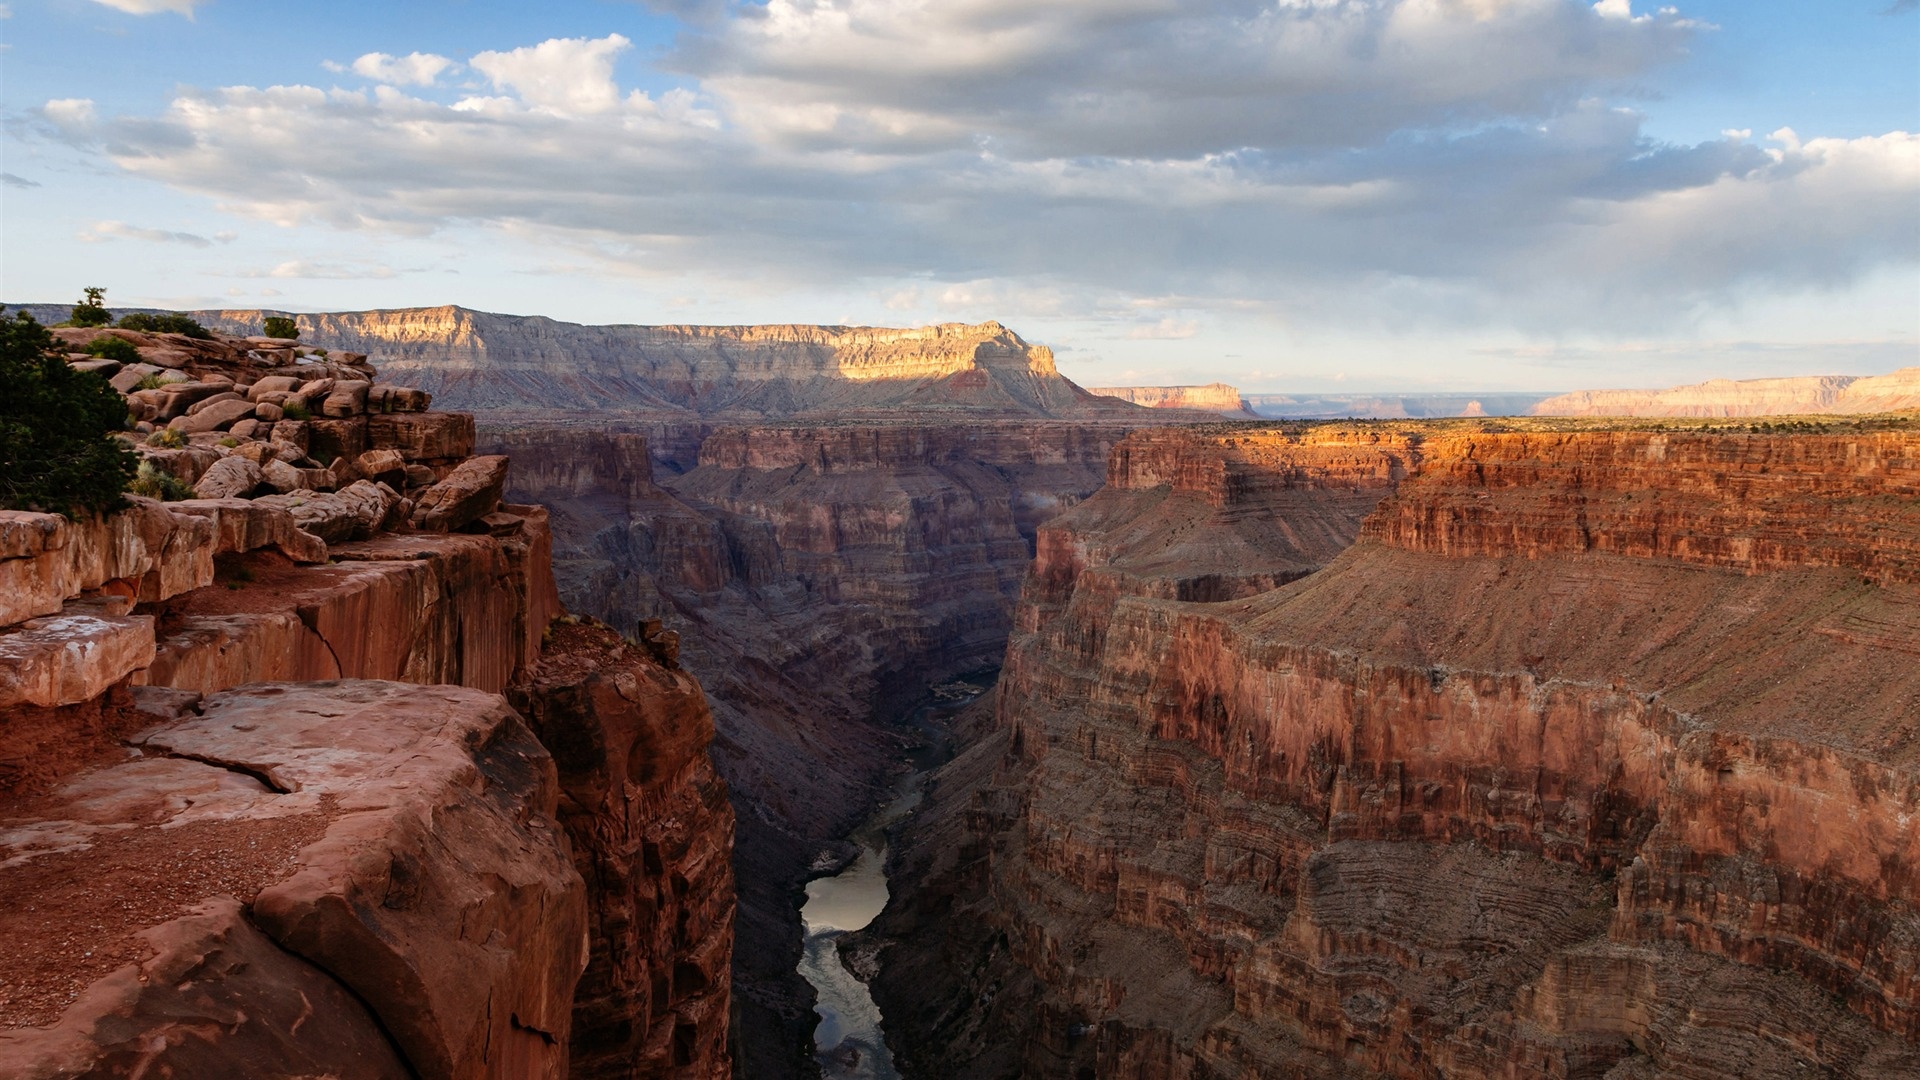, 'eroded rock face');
0,680,587,1080
510,621,735,1079
1085,382,1254,417
872,426,1920,1078
184,306,1148,420
489,420,1128,1074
